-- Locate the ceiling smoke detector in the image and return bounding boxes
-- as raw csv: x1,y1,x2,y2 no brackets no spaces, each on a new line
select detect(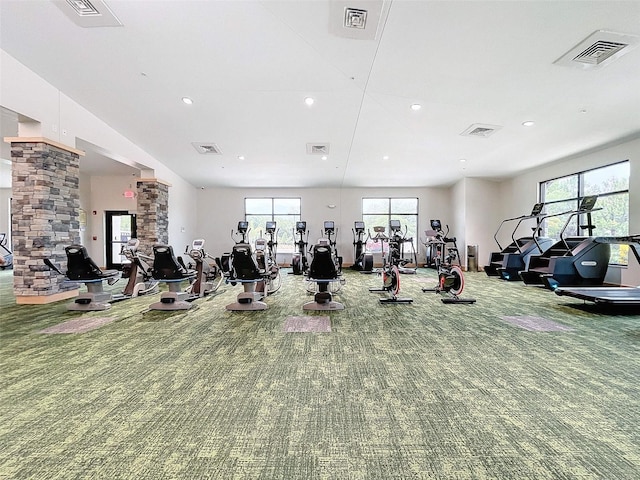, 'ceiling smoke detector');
460,124,502,138
344,8,367,29
306,143,330,155
192,143,222,155
554,30,639,69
